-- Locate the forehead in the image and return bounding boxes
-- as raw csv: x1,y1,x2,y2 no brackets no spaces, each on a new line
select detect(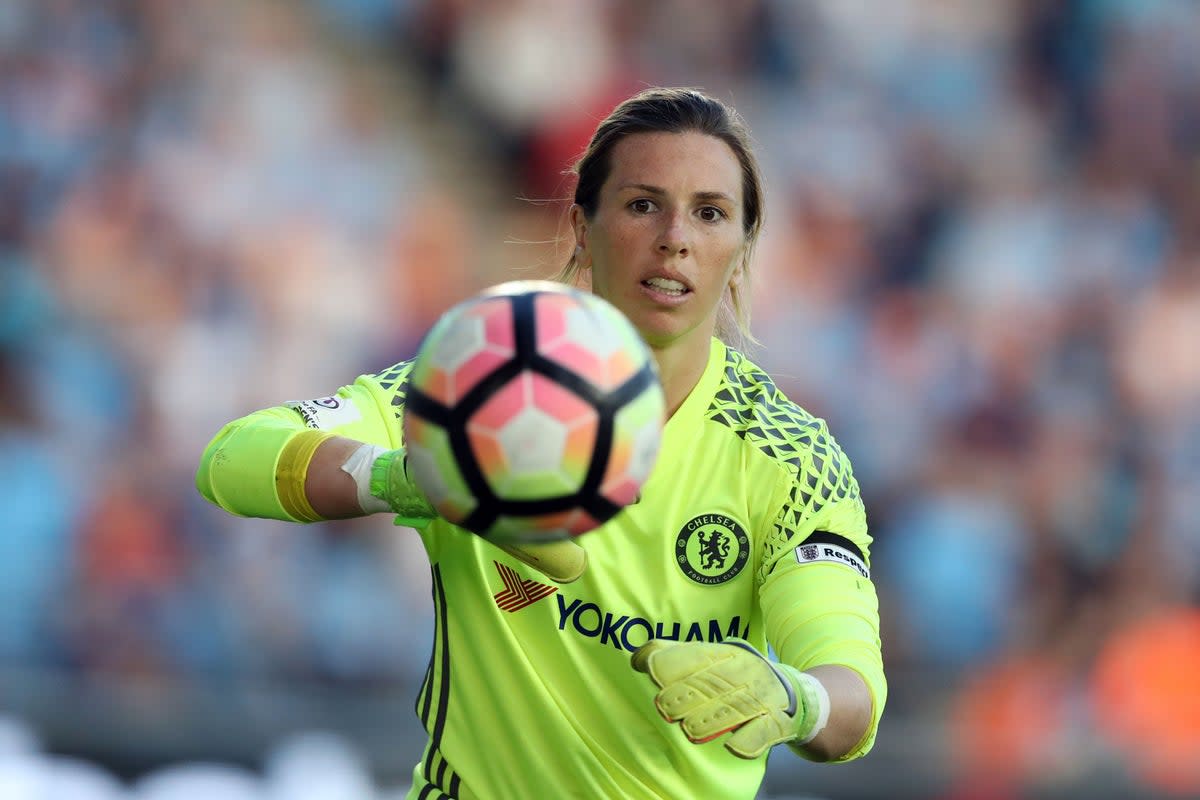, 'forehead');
604,131,743,198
